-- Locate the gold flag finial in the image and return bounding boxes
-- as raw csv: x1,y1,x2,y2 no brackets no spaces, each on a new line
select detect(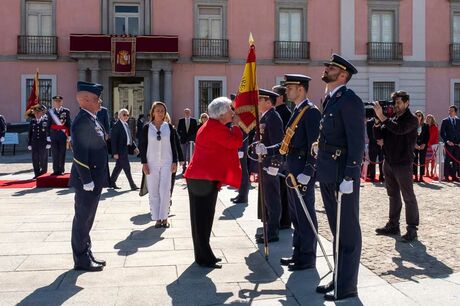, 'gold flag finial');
249,32,255,46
